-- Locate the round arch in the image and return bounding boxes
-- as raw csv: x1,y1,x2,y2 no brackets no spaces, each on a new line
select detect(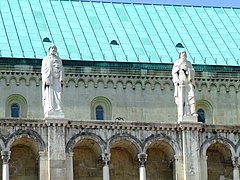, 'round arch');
143,134,179,156
66,132,105,155
200,136,235,157
108,134,142,156
5,129,45,153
